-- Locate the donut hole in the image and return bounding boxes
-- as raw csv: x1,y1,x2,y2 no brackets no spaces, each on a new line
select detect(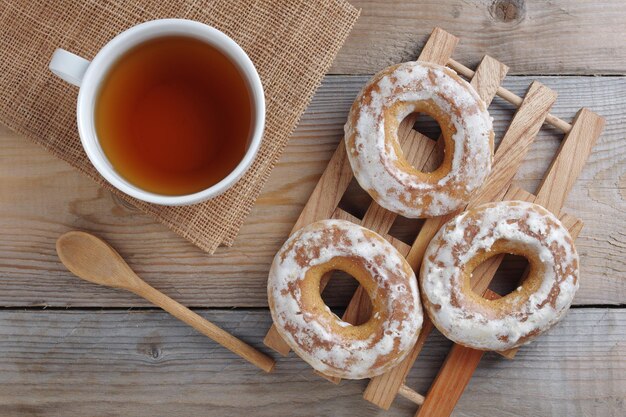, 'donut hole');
337,177,373,220
398,111,445,174
389,216,426,245
389,98,456,183
409,112,442,141
320,270,373,326
464,242,545,310
489,254,531,296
